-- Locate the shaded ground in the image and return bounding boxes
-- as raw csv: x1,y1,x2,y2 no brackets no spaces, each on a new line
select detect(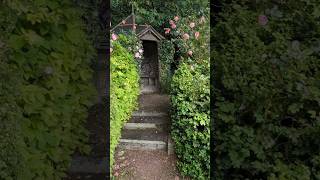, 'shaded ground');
64,98,108,179
137,94,170,113
113,148,189,180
